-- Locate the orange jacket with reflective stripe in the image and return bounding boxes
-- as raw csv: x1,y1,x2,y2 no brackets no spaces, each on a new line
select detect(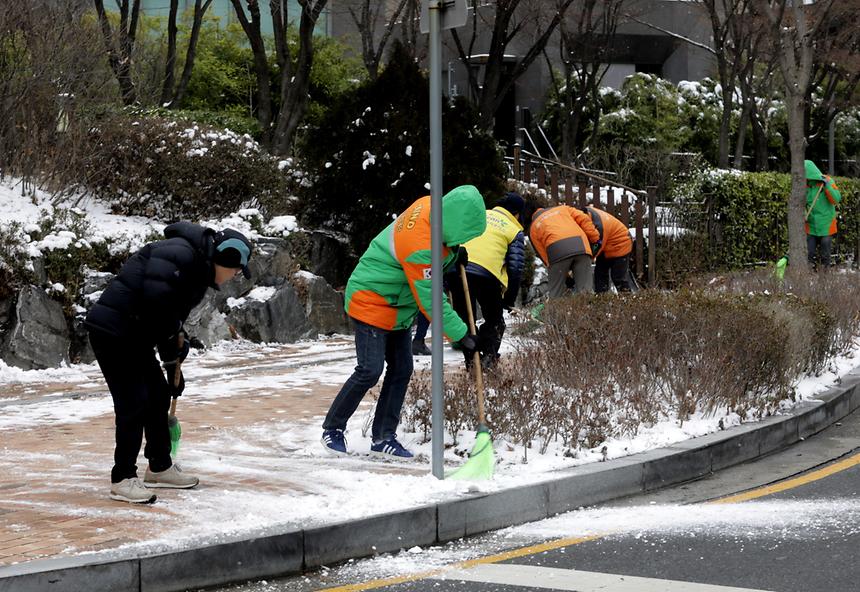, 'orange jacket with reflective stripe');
529,205,600,265
584,206,633,259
